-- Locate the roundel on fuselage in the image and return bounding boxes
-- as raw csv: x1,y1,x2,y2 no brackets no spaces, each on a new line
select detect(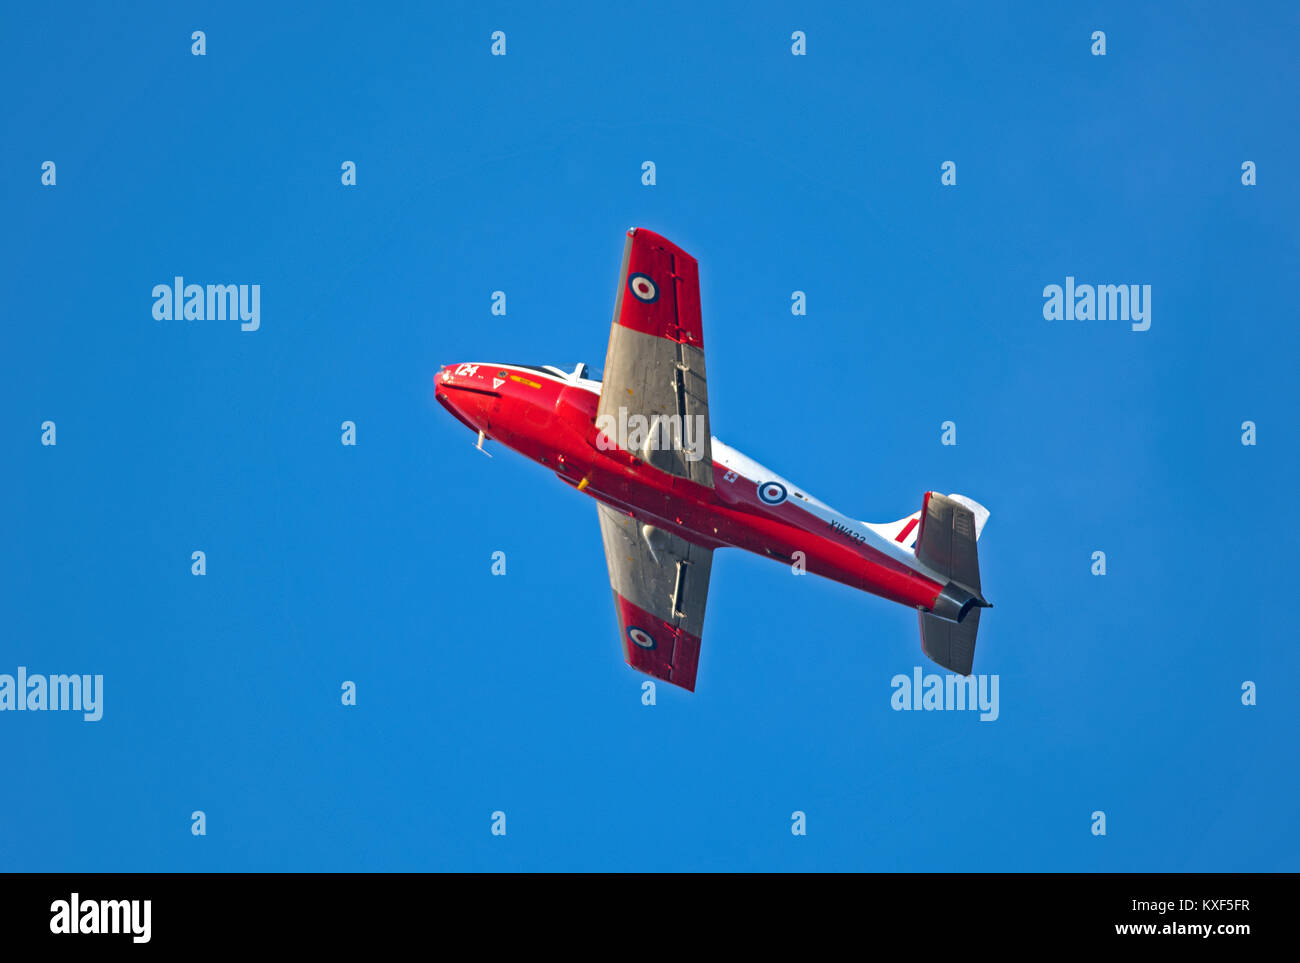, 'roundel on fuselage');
627,272,659,303
757,481,788,505
627,626,656,649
